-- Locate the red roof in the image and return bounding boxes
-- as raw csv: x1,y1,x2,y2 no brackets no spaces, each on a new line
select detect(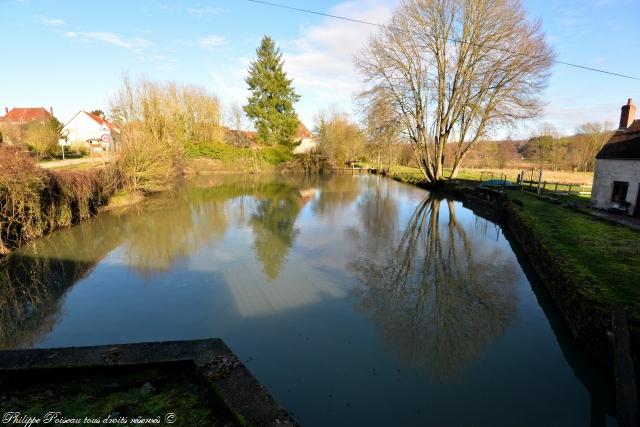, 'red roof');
297,122,313,139
84,111,119,134
0,107,52,123
222,123,312,142
223,127,258,141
